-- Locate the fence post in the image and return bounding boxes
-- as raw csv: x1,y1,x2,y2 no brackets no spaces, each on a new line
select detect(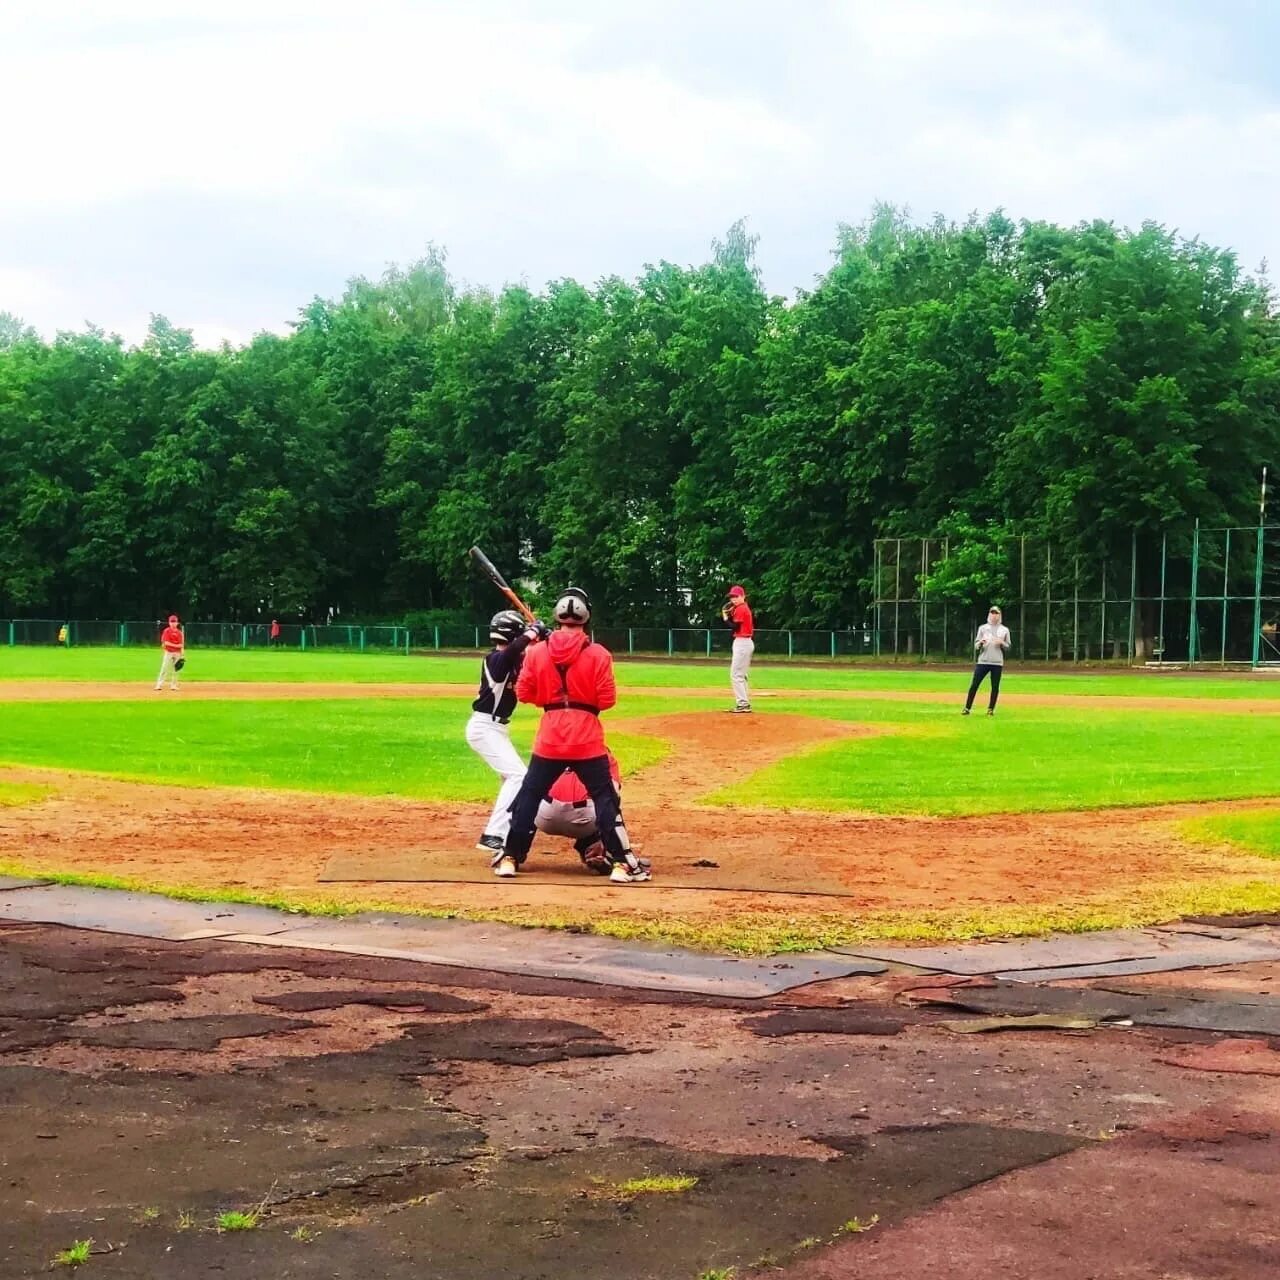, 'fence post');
1188,519,1200,665
360,627,366,653
787,630,793,658
119,623,126,647
628,627,634,655
1157,533,1168,663
830,631,836,659
1221,528,1231,665
705,629,711,657
434,625,440,651
1072,555,1080,662
241,625,248,649
873,540,881,658
1252,525,1266,668
1127,532,1138,662
7,621,13,646
475,626,480,648
301,628,307,651
667,629,674,657
1044,543,1052,662
1100,562,1107,660
405,629,410,655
